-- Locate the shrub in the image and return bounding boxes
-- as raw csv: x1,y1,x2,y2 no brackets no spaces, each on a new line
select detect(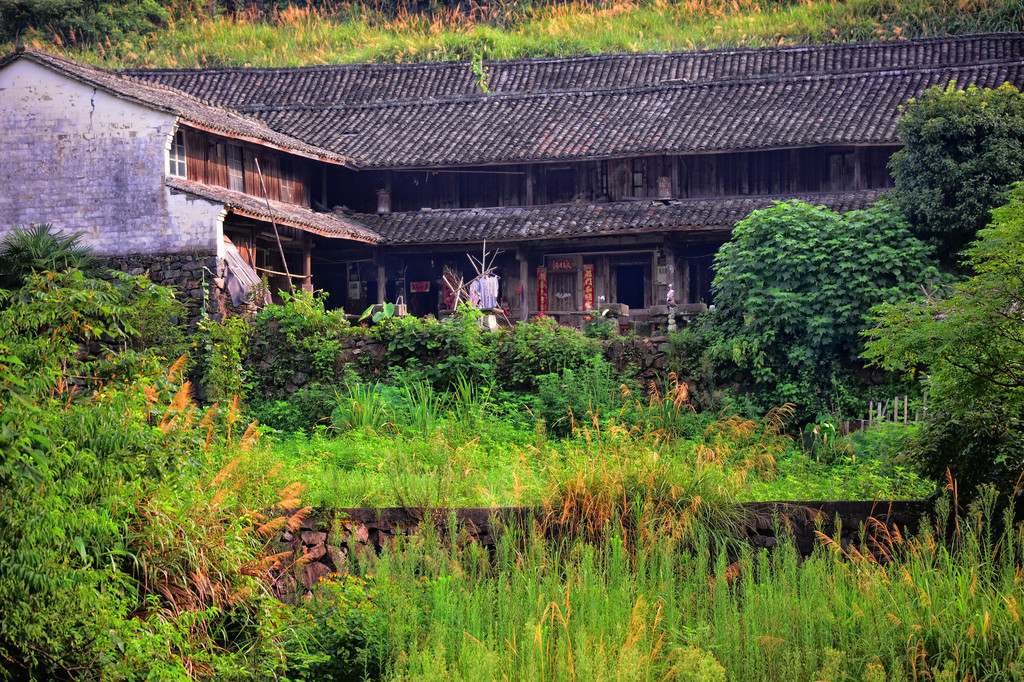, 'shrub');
0,270,296,679
248,381,338,434
691,199,938,423
495,316,604,390
864,183,1024,498
532,357,621,437
371,308,495,388
890,81,1024,265
196,313,252,403
0,223,102,290
249,289,350,393
290,573,387,682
